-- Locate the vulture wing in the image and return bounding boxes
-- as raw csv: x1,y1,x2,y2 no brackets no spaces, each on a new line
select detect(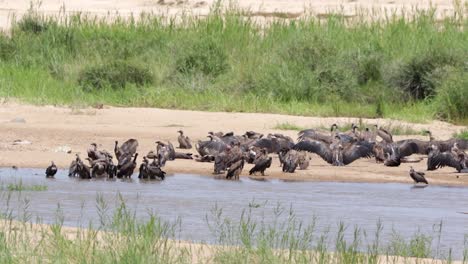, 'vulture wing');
377,128,393,143
342,141,374,165
427,152,462,171
293,140,333,164
120,139,139,156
